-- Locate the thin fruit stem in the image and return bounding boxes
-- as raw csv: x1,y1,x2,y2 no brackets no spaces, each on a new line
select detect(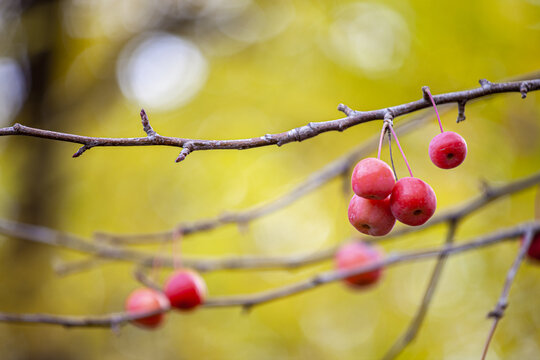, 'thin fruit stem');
377,122,388,160
172,228,183,269
388,124,414,178
387,129,398,181
151,241,167,282
425,87,444,133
